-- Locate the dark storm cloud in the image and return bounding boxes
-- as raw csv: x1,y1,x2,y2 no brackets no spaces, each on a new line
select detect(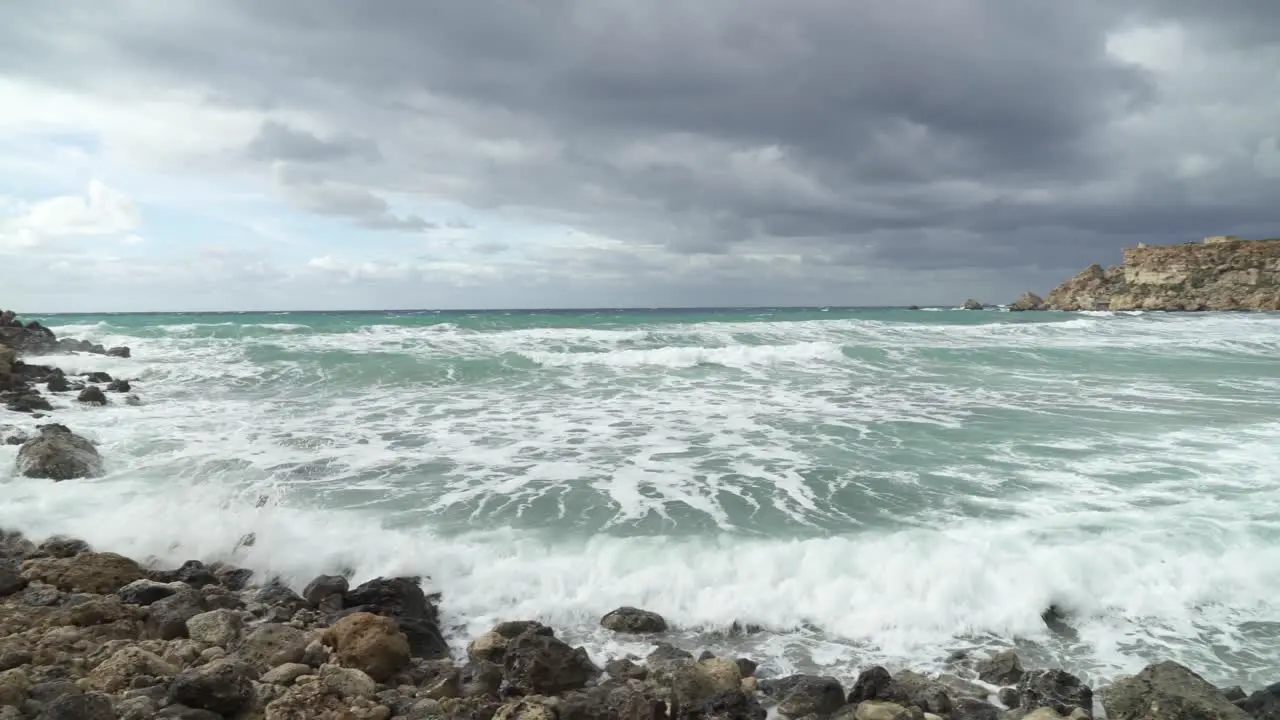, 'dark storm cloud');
2,0,1279,281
